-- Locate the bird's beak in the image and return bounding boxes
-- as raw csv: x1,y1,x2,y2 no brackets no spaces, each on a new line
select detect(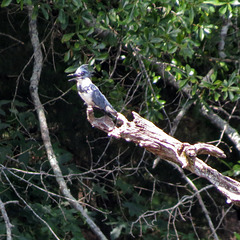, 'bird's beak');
67,73,77,81
67,73,75,77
